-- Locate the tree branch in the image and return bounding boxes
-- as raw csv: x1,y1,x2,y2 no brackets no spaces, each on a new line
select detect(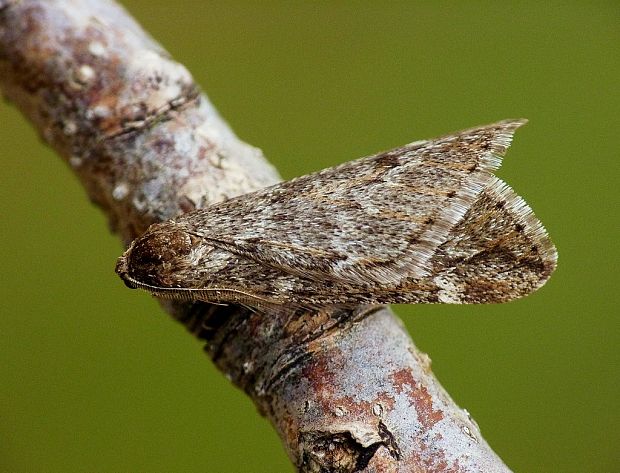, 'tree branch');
0,1,512,471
